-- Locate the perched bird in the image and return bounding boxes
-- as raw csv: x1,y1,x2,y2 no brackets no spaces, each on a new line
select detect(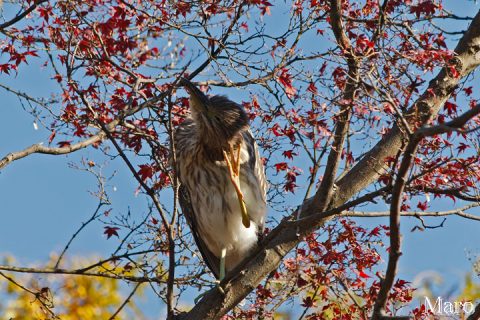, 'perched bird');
175,78,267,280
